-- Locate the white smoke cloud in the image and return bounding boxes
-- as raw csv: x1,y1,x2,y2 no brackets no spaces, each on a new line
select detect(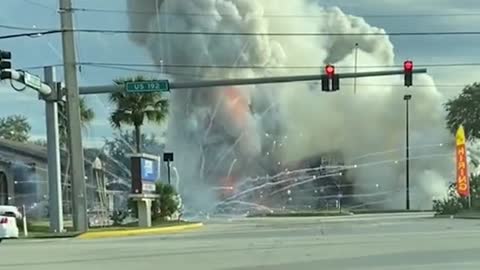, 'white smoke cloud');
126,0,453,210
